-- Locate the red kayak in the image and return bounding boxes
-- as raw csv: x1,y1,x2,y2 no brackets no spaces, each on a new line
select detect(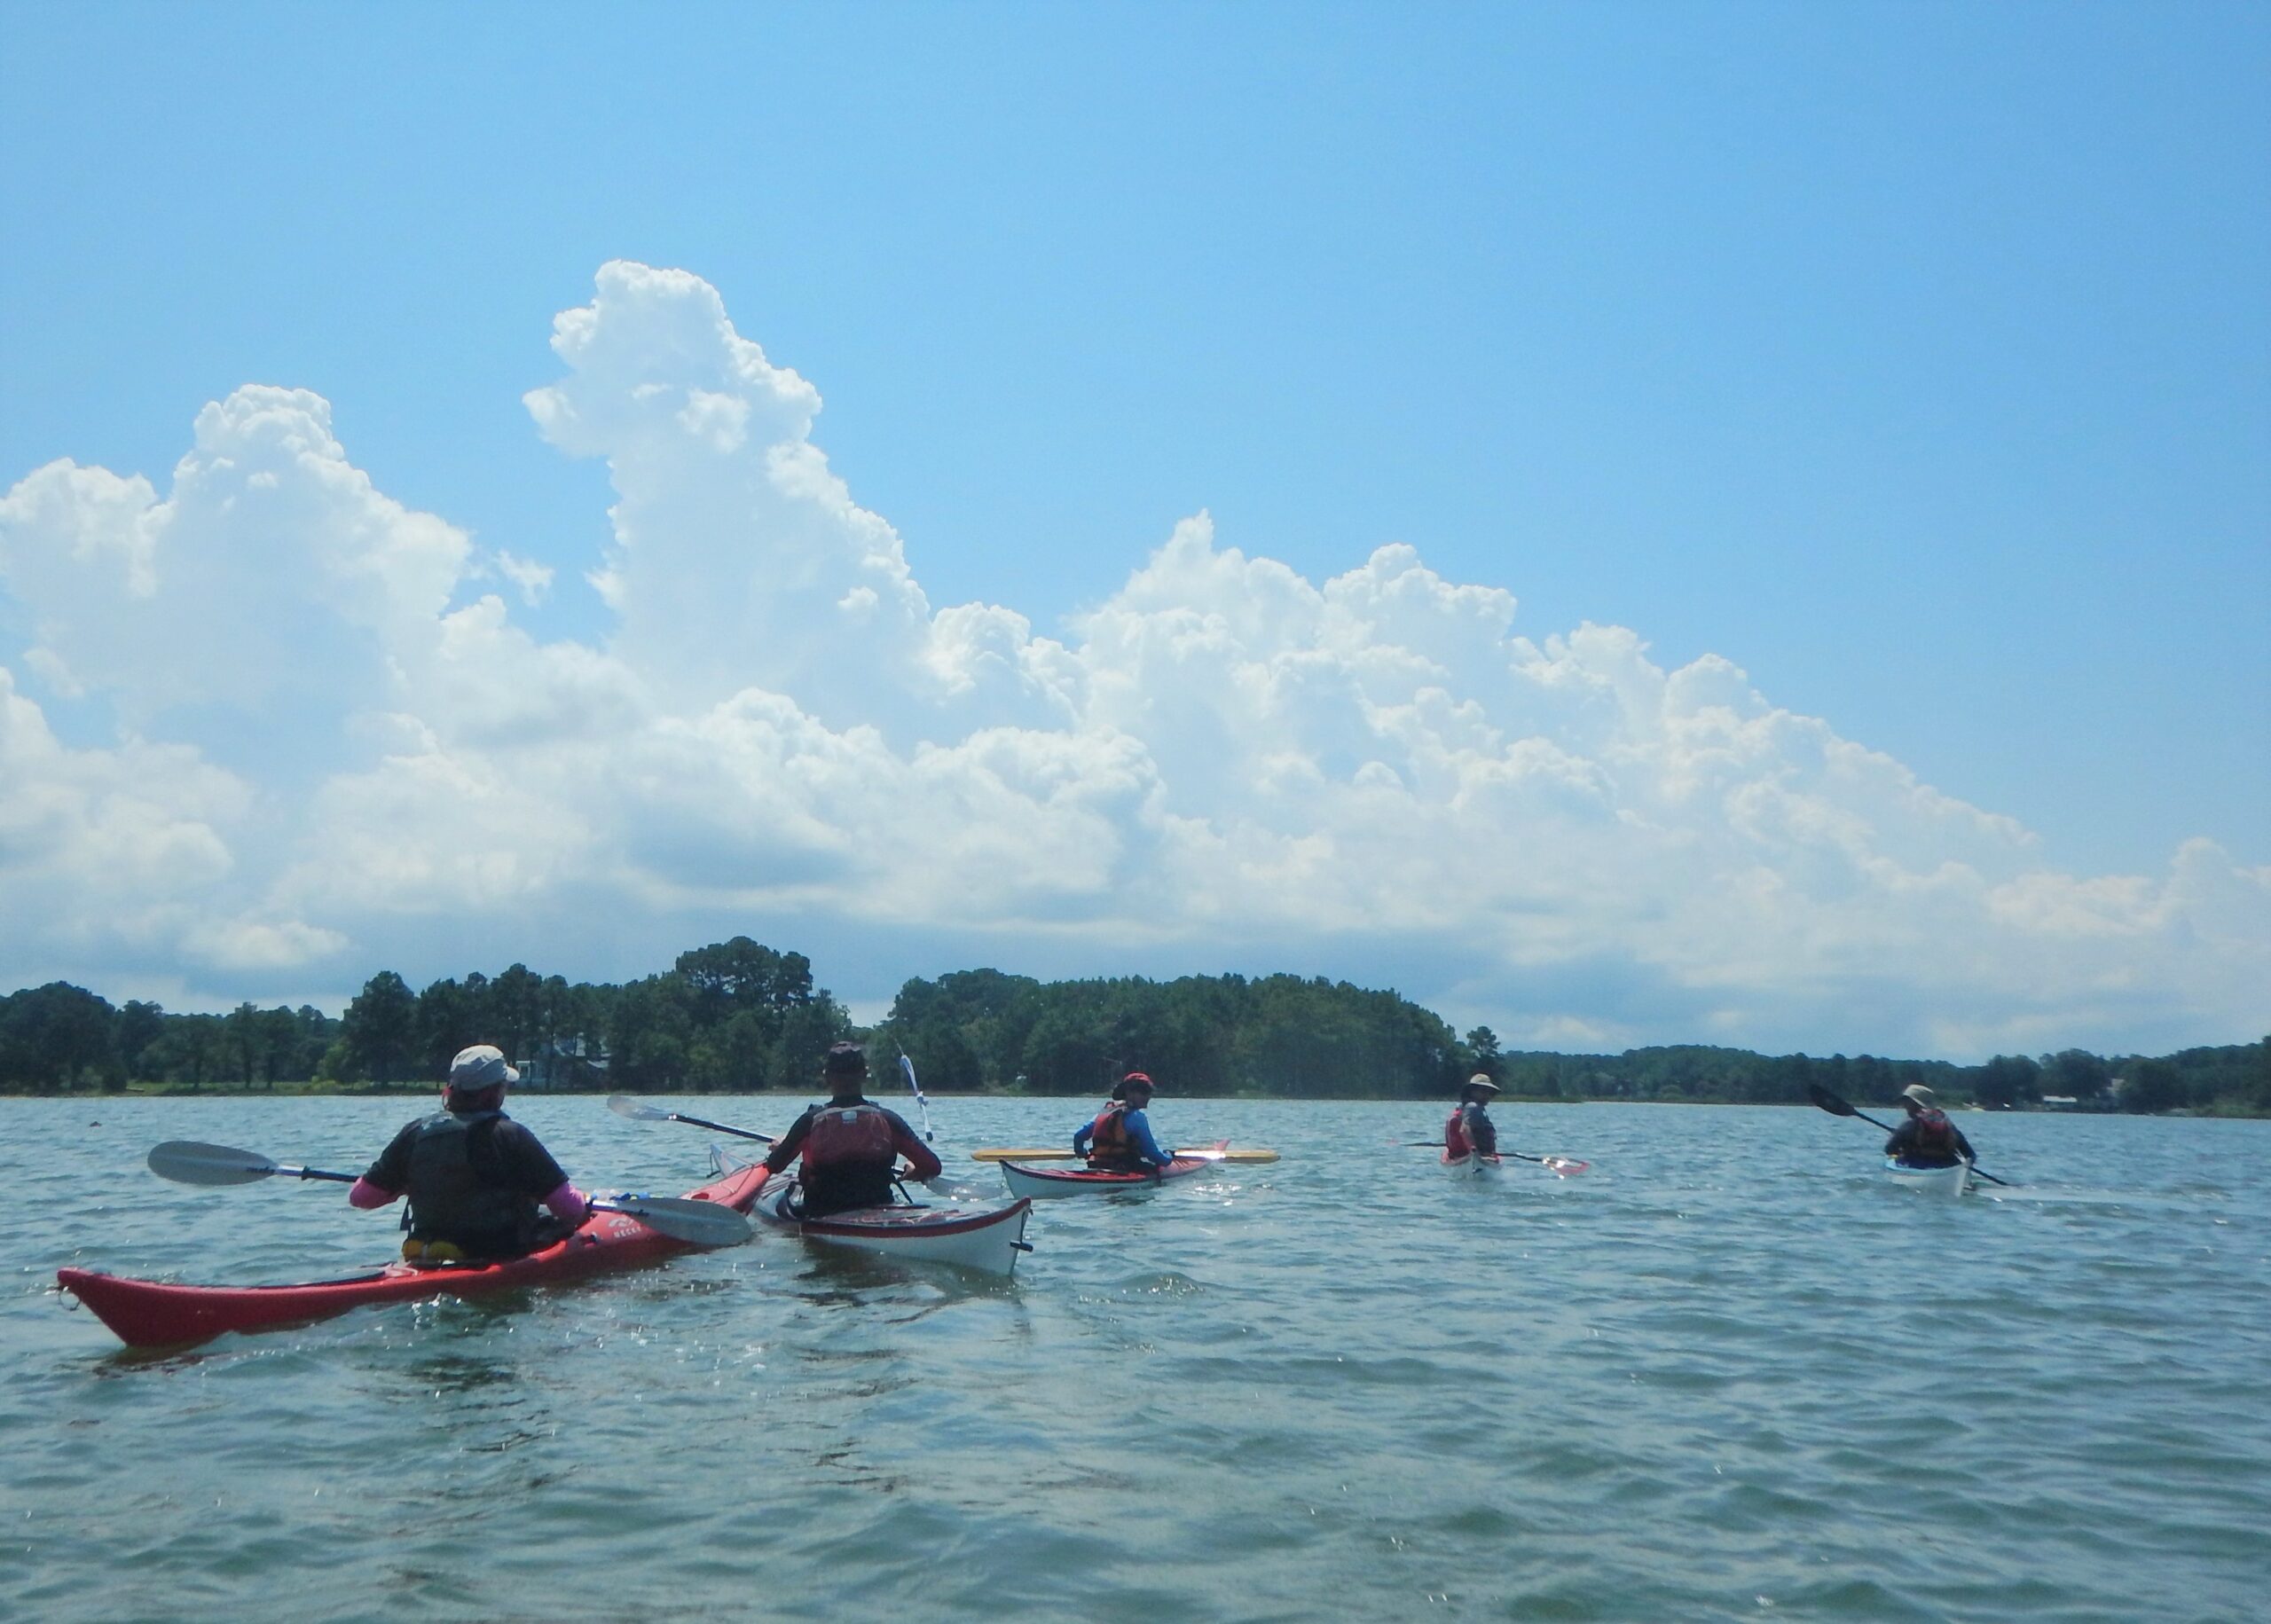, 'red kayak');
58,1161,770,1350
997,1142,1230,1200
